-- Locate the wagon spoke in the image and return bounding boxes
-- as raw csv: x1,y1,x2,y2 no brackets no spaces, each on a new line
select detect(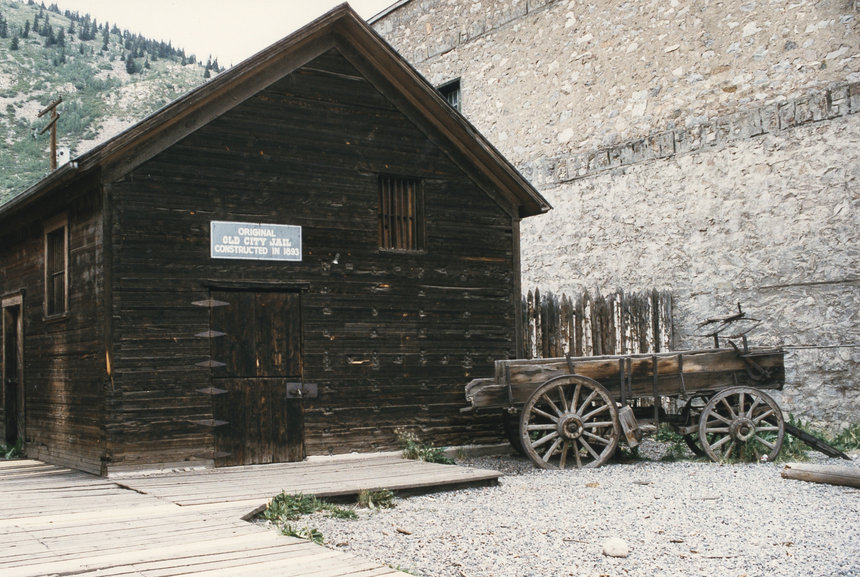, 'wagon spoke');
746,396,762,418
719,397,738,420
557,385,569,413
543,396,564,418
570,383,582,413
582,430,611,445
752,434,775,450
530,431,559,449
531,407,558,423
738,392,745,416
709,434,732,451
576,391,598,415
527,424,558,431
542,437,563,462
583,420,616,428
581,404,609,422
721,439,736,460
559,442,569,469
708,412,733,426
579,437,600,461
751,408,775,424
573,442,582,468
755,425,780,432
